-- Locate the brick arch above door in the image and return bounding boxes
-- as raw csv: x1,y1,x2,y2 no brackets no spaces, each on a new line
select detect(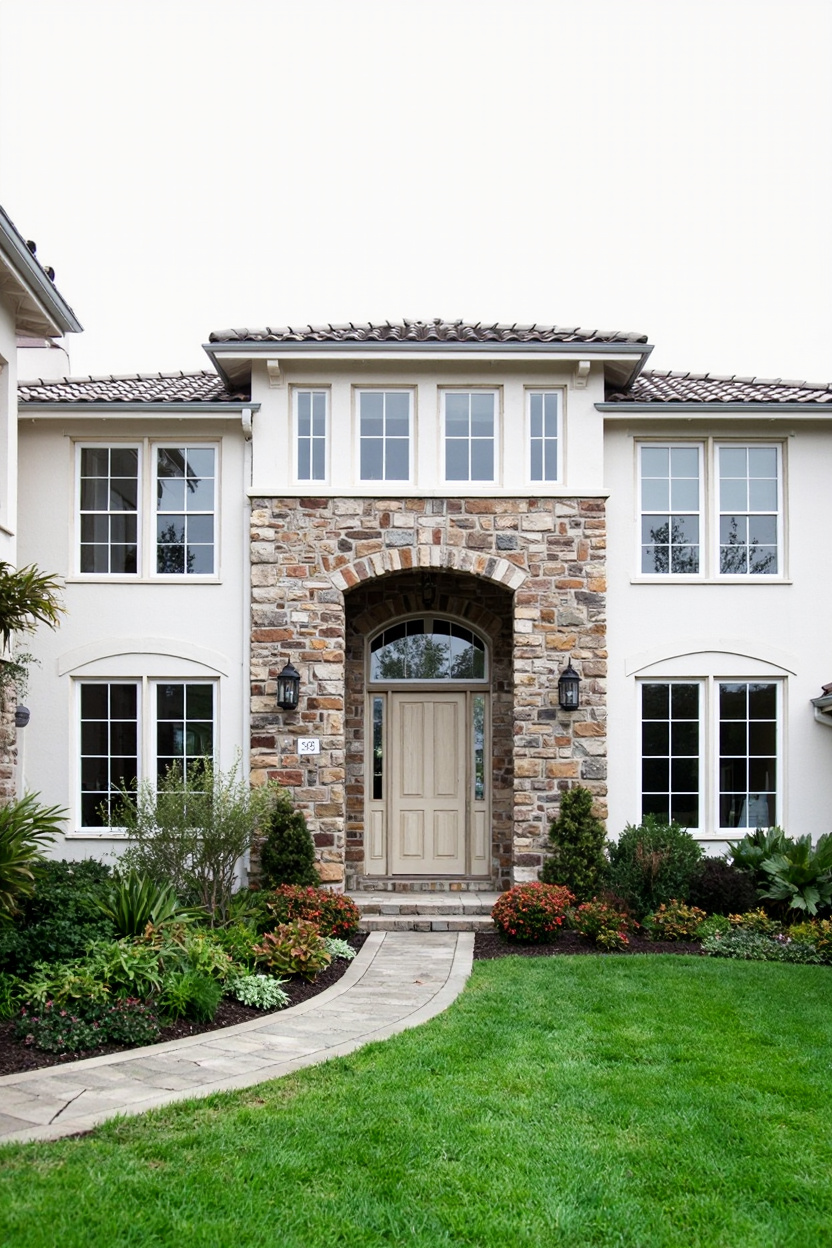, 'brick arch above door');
329,546,528,596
